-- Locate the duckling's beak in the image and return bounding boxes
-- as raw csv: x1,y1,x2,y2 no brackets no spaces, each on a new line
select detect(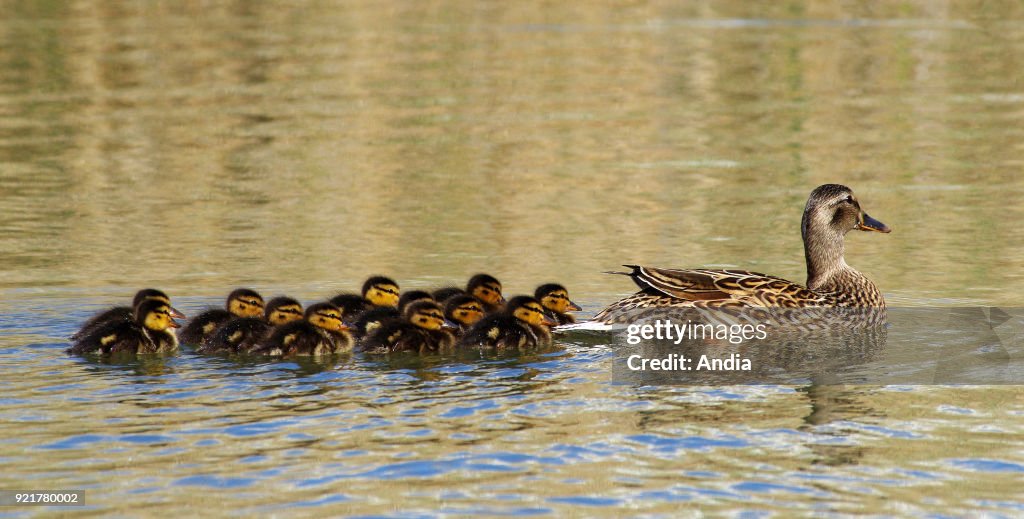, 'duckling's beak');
857,213,891,233
541,315,557,327
337,323,351,332
567,300,582,312
168,306,186,319
168,319,181,329
443,319,460,329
